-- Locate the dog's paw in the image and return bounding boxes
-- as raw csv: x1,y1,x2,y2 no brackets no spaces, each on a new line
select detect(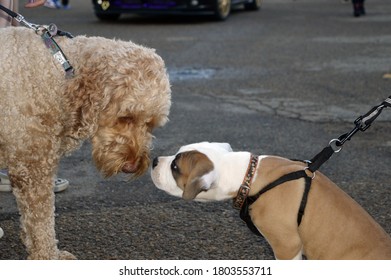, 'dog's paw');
59,250,77,260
